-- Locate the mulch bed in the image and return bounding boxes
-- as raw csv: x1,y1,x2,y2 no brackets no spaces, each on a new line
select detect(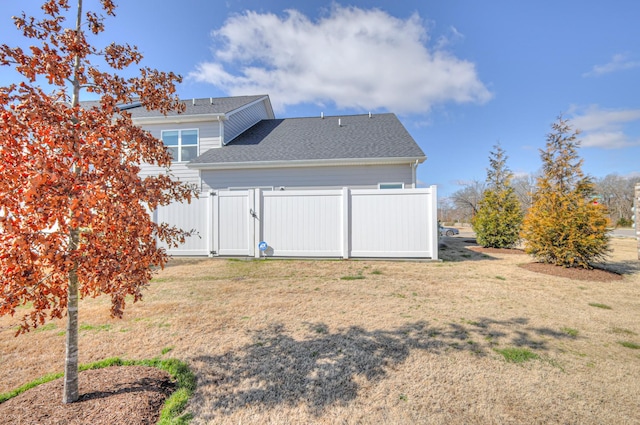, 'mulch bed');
519,262,624,282
0,366,173,425
469,246,623,282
